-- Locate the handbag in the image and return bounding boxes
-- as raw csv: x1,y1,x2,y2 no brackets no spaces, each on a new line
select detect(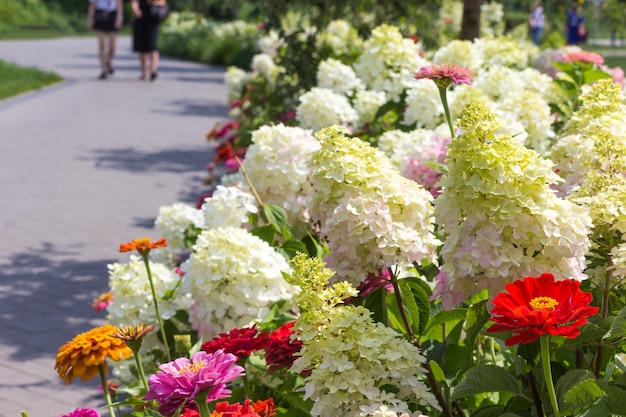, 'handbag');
149,4,169,23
